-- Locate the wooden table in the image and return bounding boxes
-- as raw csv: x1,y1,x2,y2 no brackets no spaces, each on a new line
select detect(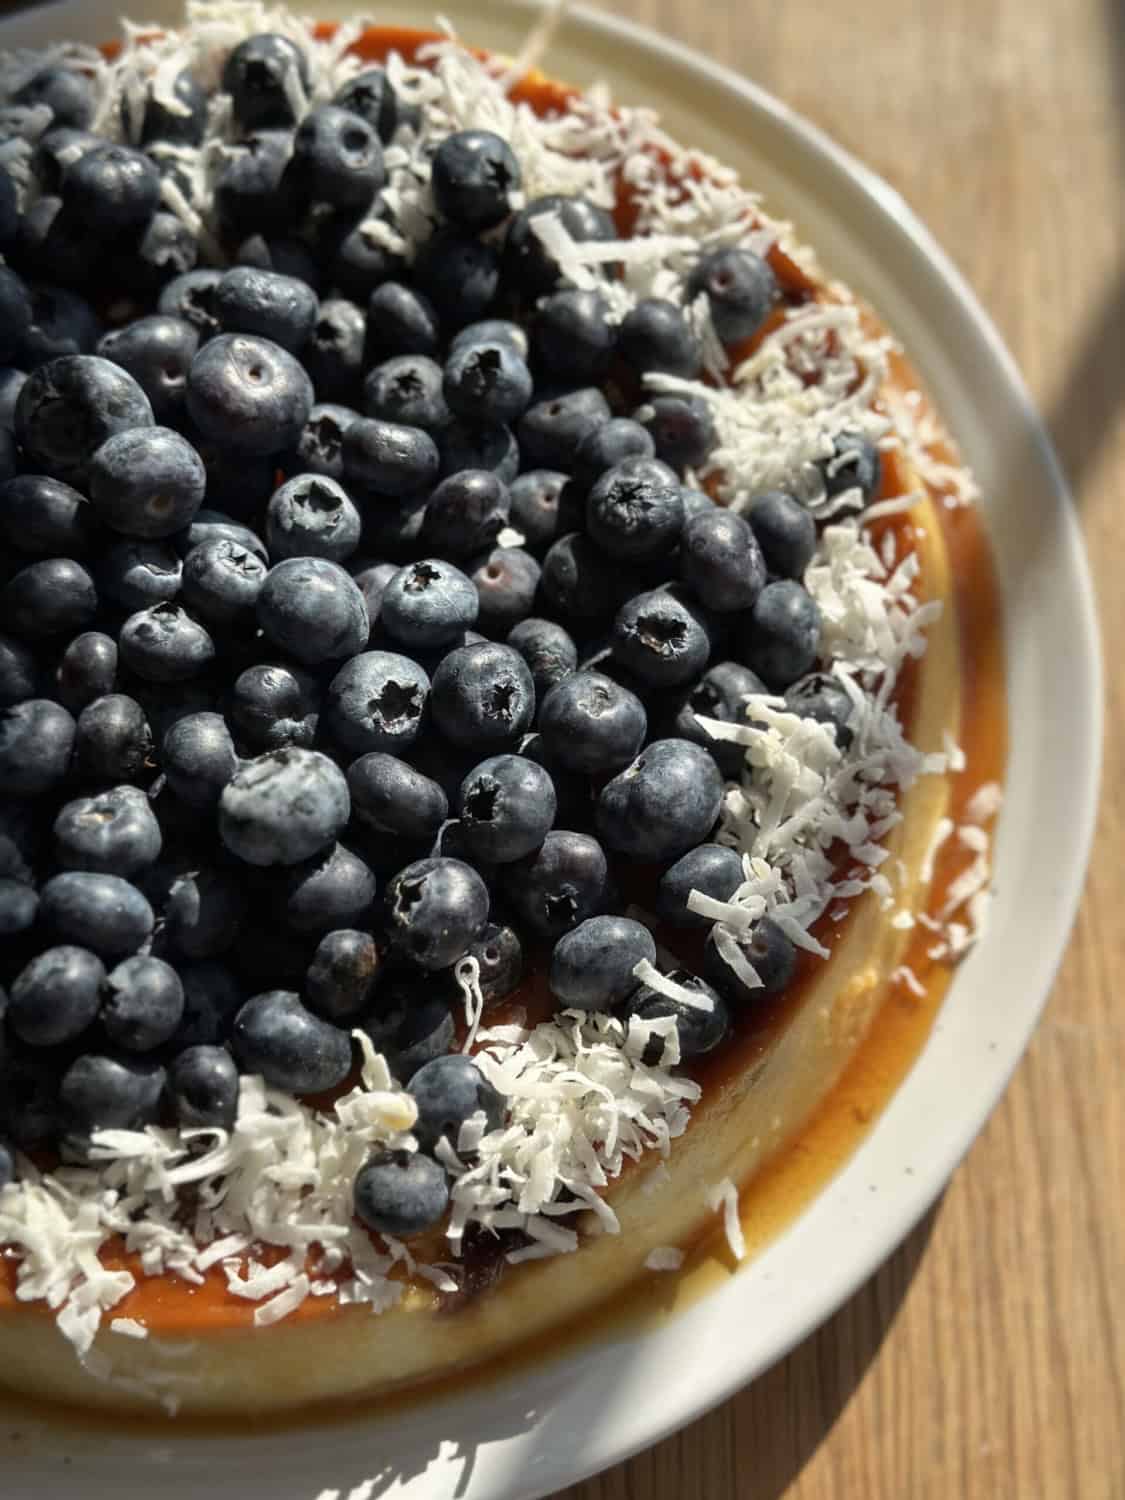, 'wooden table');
554,1,1125,1497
